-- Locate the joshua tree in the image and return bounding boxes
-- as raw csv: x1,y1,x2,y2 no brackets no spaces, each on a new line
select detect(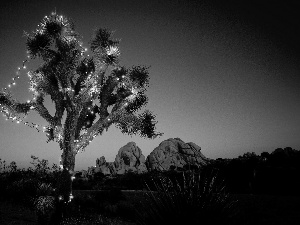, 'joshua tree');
0,12,162,204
